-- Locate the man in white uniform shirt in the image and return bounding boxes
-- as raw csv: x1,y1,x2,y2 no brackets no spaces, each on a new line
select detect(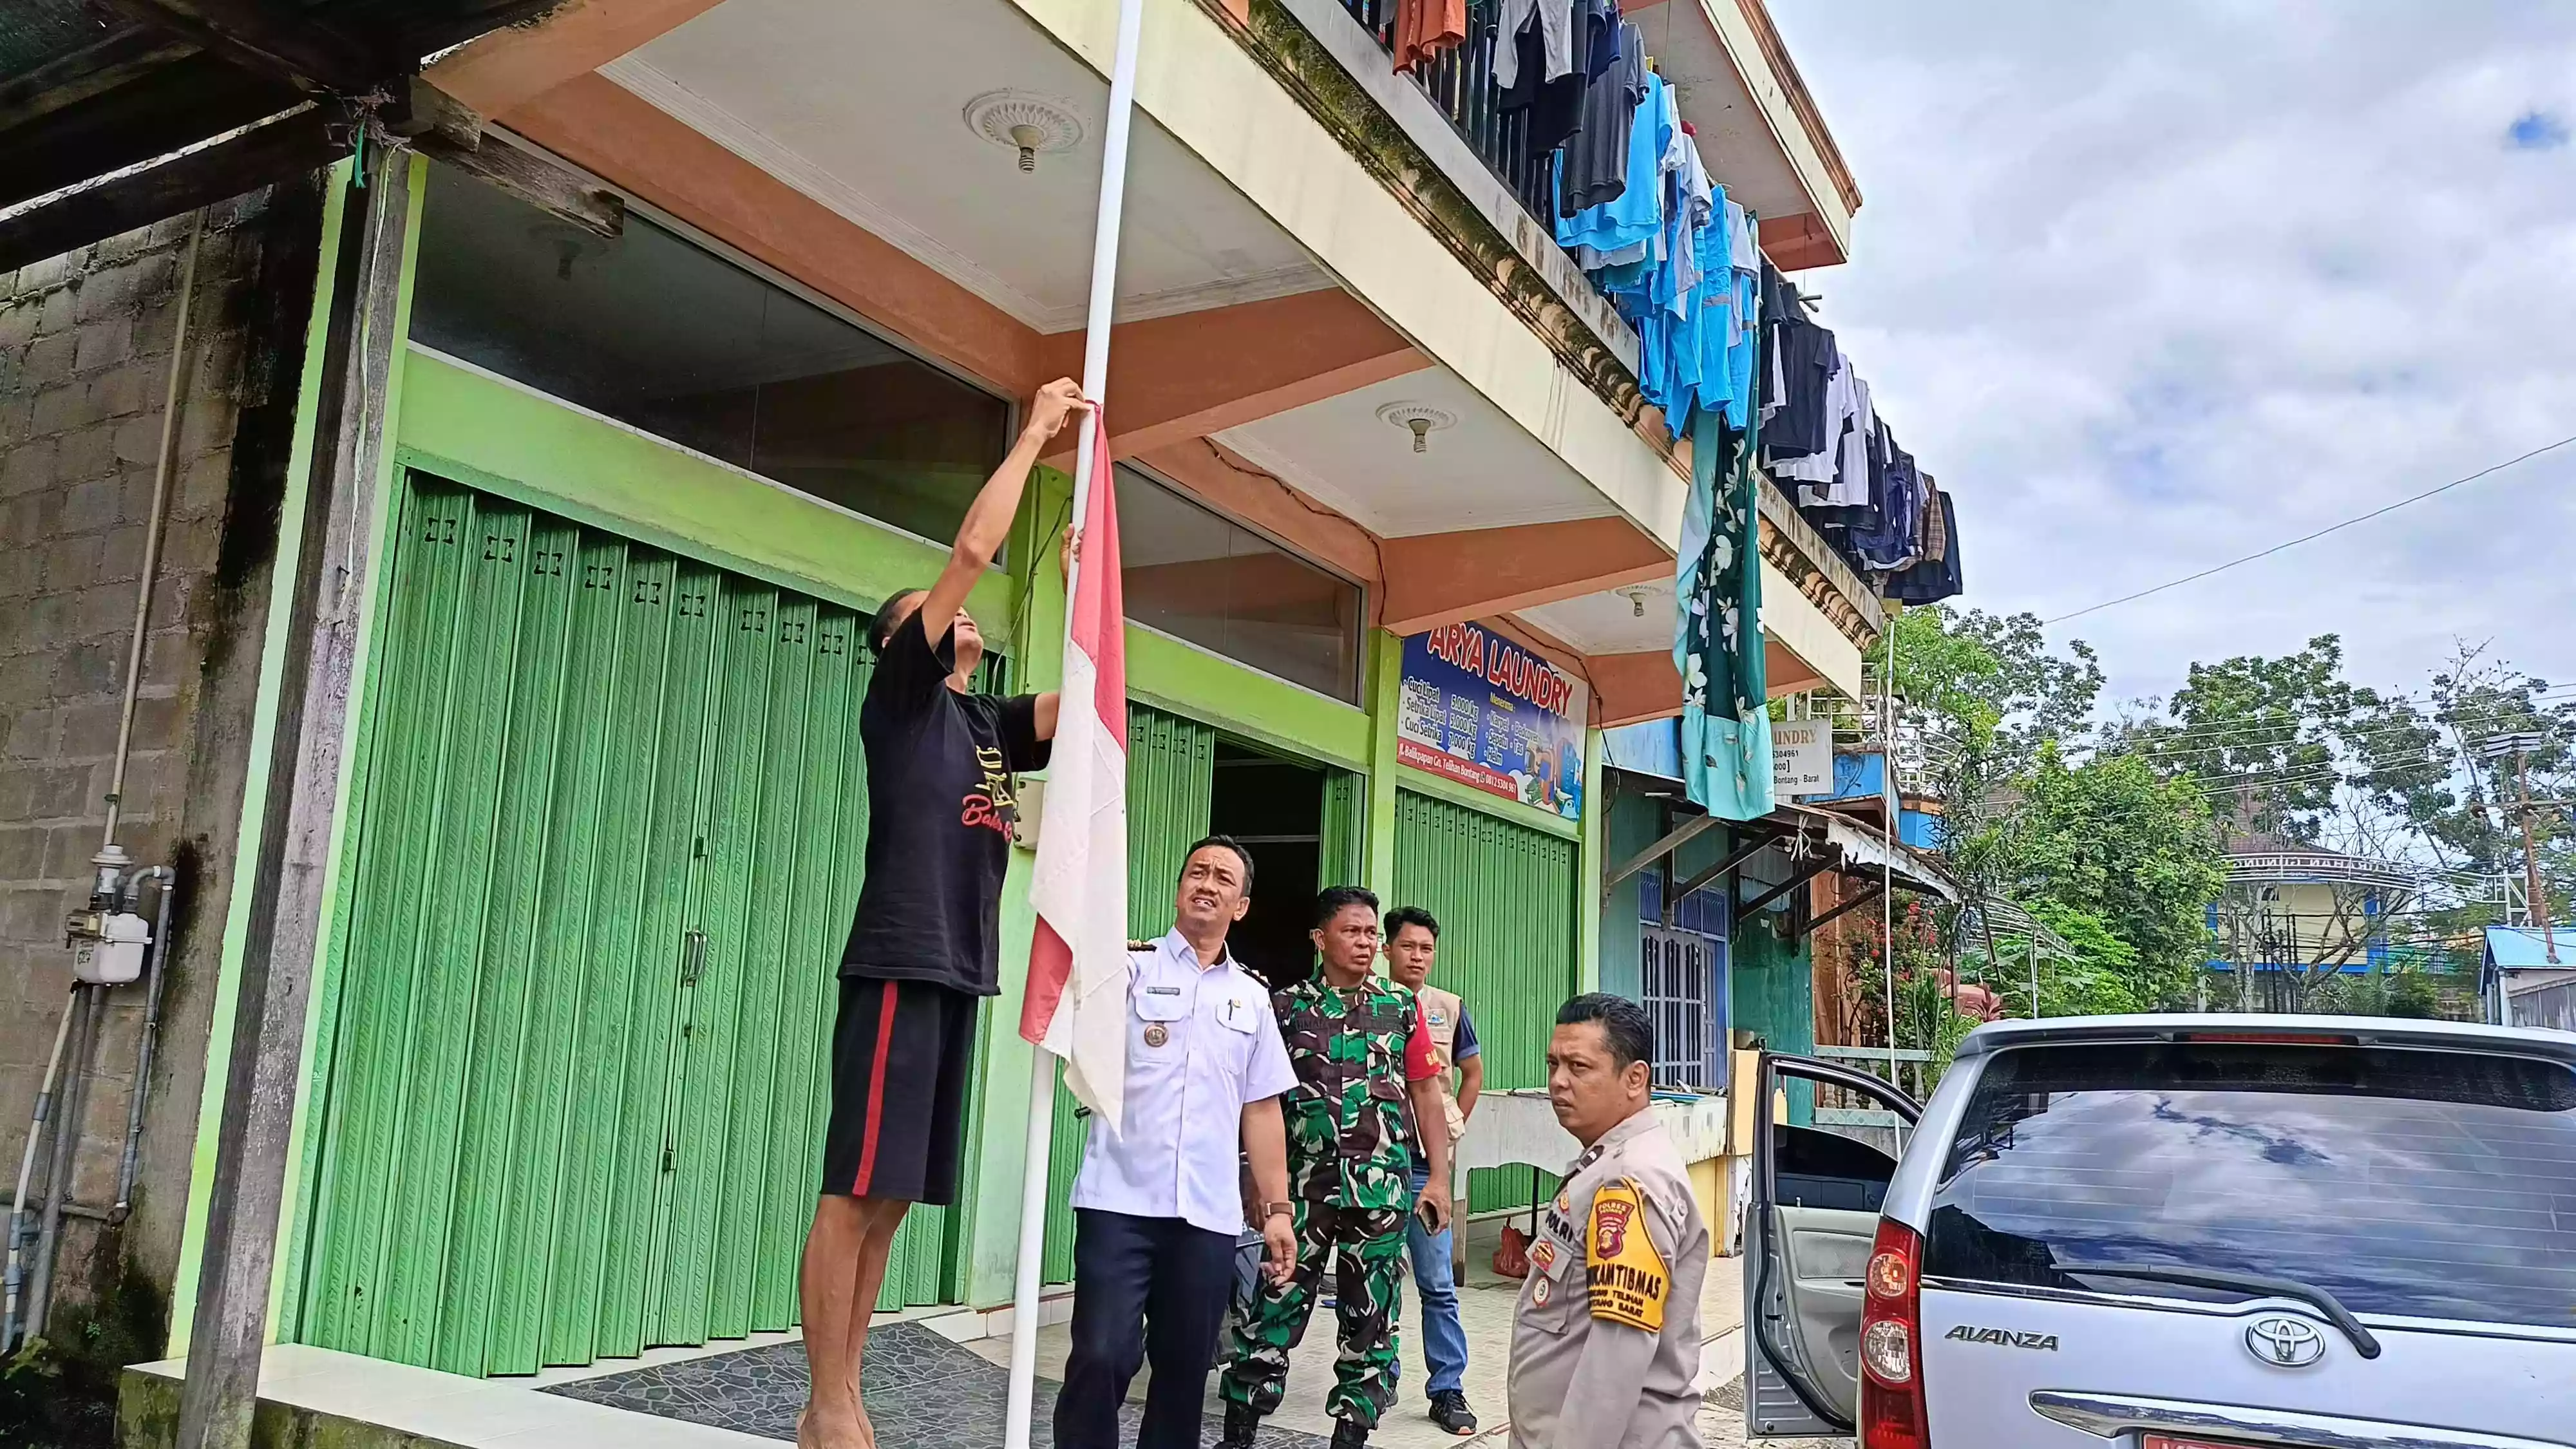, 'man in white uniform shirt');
1057,836,1300,1449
